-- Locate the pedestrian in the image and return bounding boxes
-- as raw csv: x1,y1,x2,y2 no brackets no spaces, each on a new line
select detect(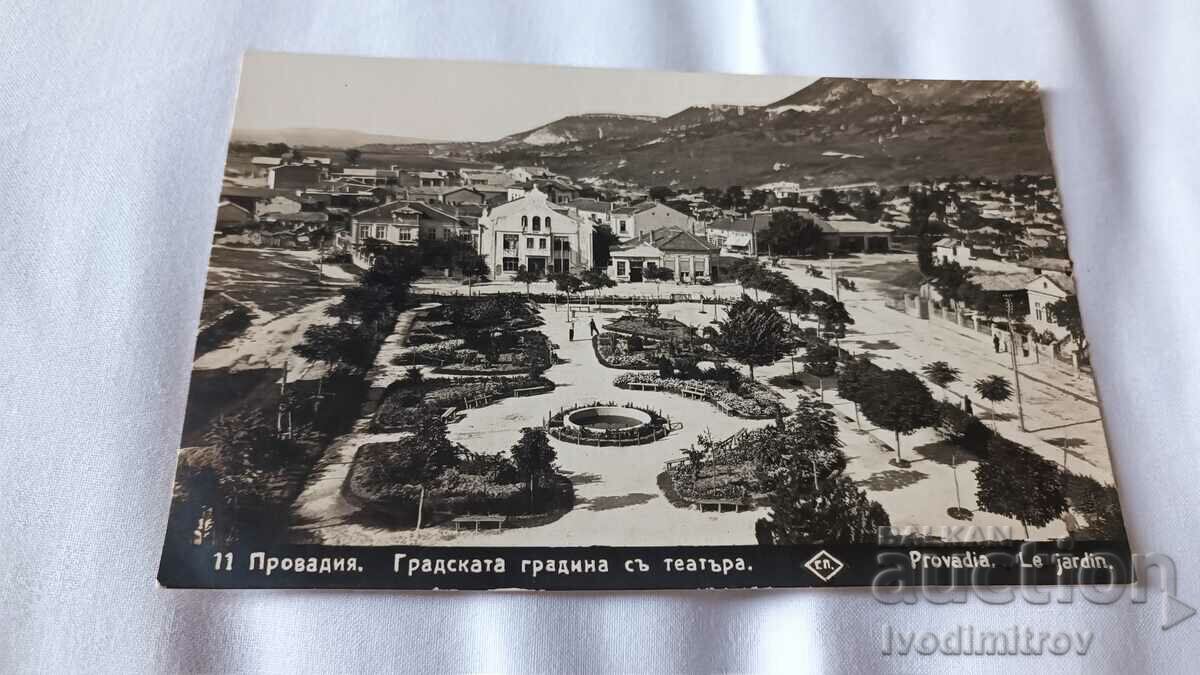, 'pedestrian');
992,334,1000,353
568,321,575,342
963,395,973,417
589,318,599,337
